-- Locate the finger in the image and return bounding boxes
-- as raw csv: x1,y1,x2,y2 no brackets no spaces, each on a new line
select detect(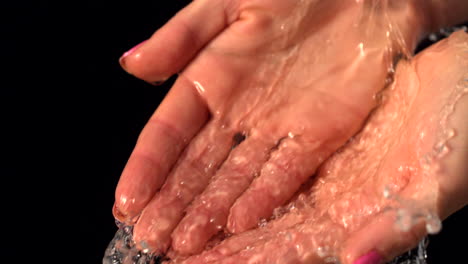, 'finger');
188,224,326,264
341,210,428,264
180,211,311,264
119,0,236,83
114,75,210,224
413,31,468,219
227,136,328,233
133,123,234,254
171,133,275,255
